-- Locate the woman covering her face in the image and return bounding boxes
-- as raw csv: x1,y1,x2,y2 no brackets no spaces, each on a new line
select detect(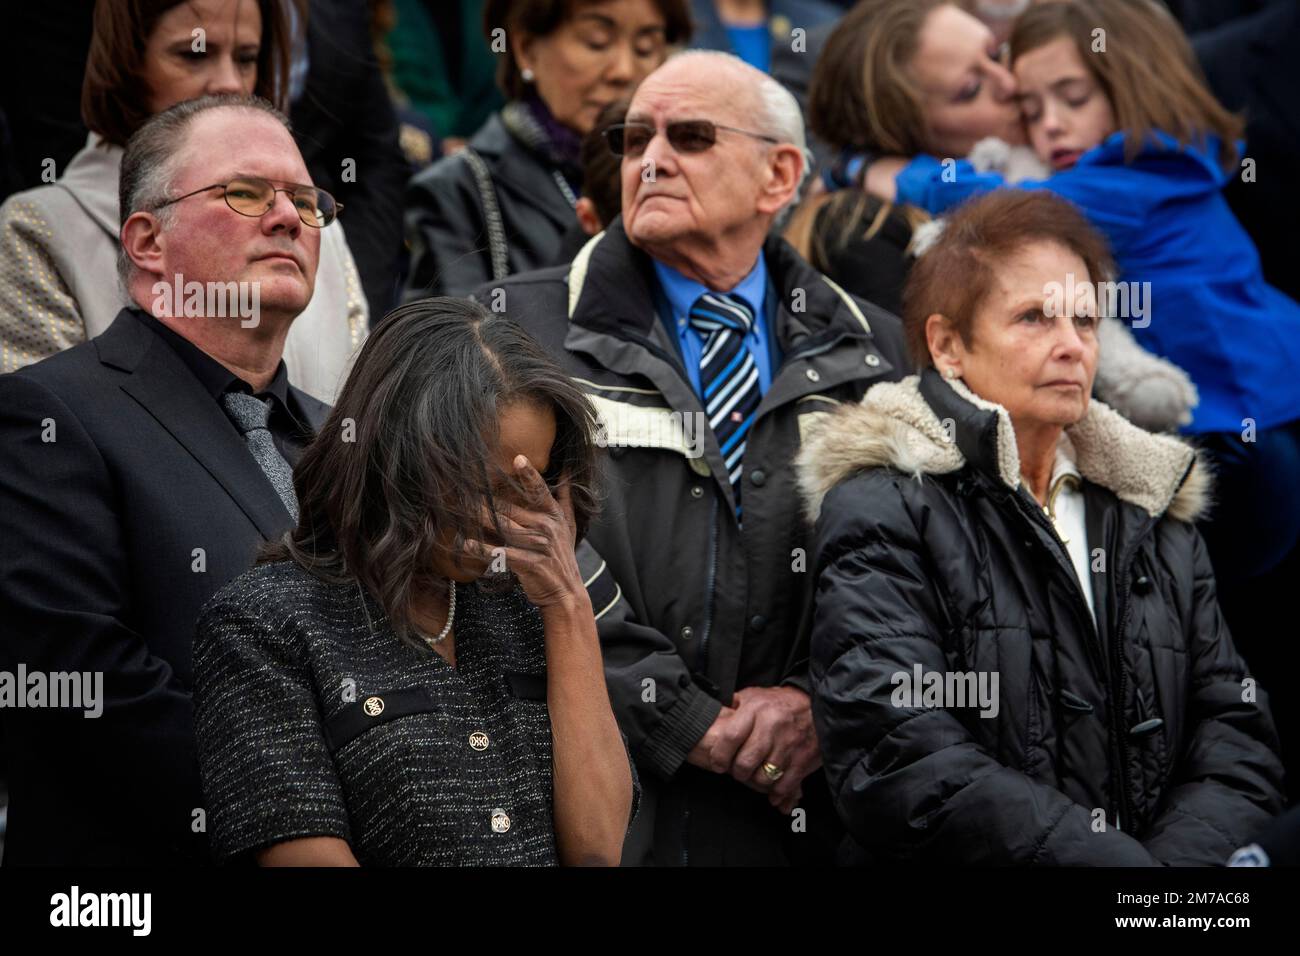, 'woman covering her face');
799,190,1284,866
193,296,637,866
